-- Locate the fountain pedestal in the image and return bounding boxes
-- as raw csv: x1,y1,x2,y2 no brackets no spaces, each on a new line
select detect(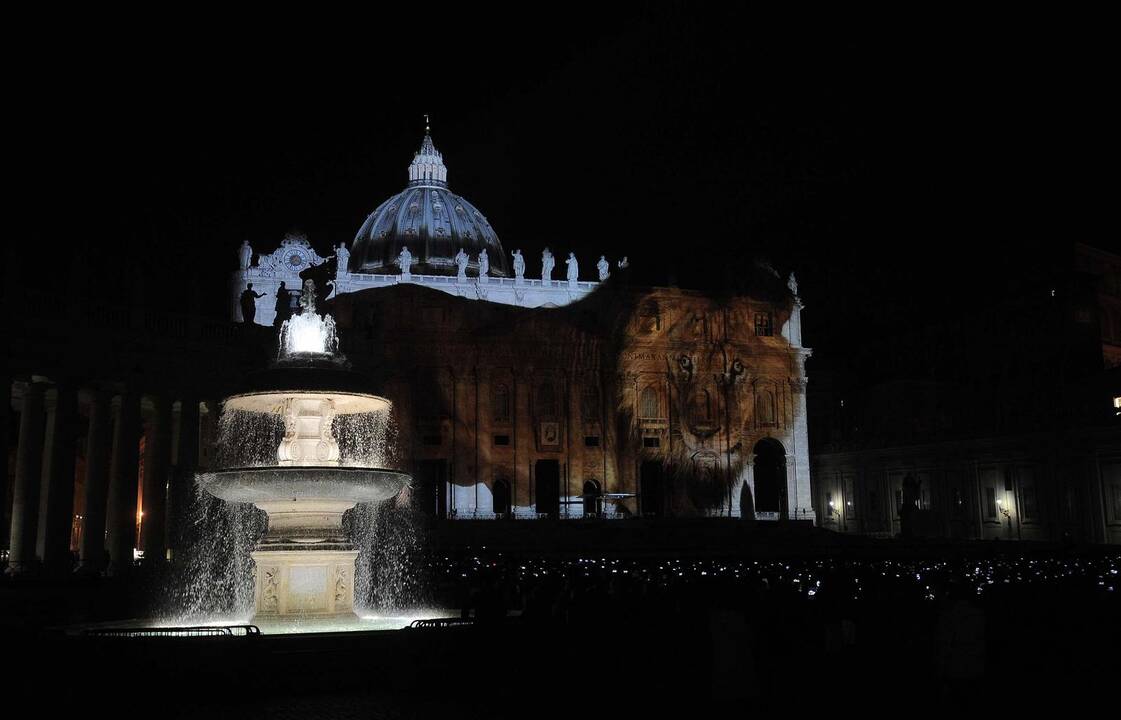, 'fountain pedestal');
251,495,362,618
252,549,359,617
